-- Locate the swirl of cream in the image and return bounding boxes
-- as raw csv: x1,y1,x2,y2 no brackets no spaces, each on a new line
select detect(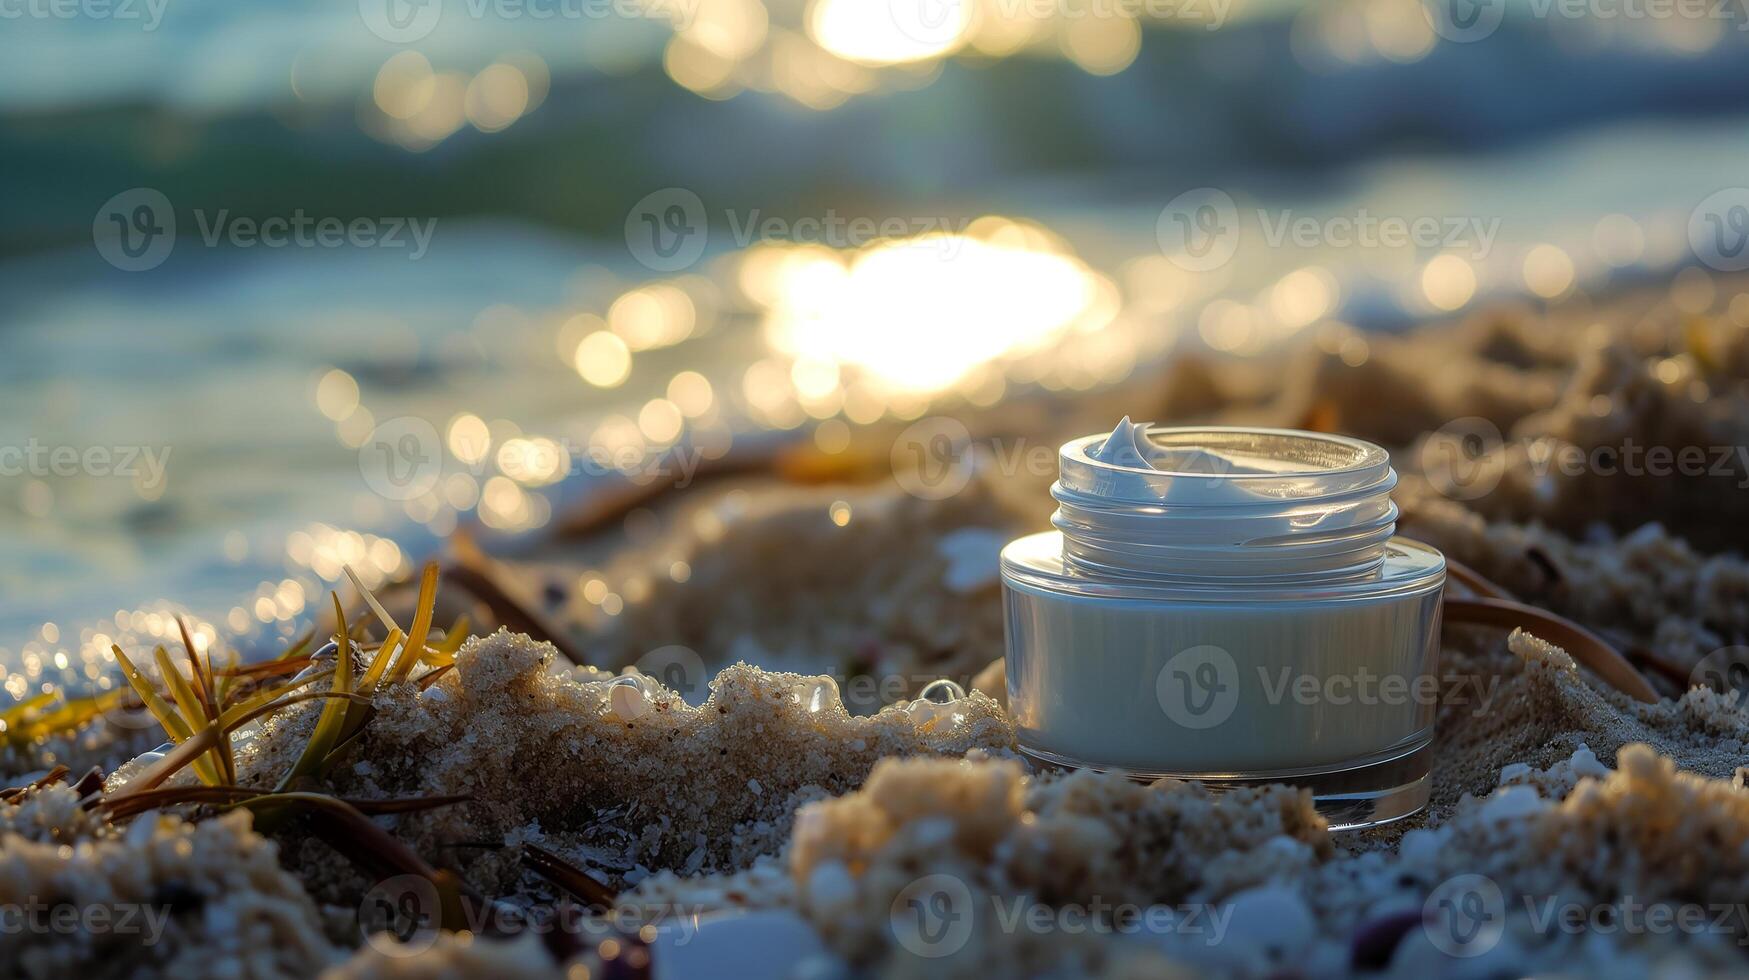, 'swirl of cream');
1086,416,1155,469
